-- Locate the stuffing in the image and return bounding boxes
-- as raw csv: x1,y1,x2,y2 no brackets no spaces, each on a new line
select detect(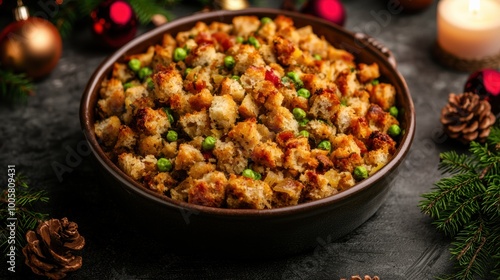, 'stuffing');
357,63,380,83
367,82,396,111
365,104,399,132
174,143,205,171
330,134,365,173
251,140,284,168
213,140,248,175
95,116,121,148
117,153,156,181
188,162,216,179
94,15,401,209
232,16,260,37
300,170,336,201
179,110,211,138
220,77,245,103
229,44,266,75
273,36,303,66
309,89,341,123
227,119,262,156
111,62,134,82
188,171,227,208
283,137,316,173
144,172,177,194
127,46,155,68
114,125,137,155
189,88,213,111
306,120,336,143
238,93,260,119
122,85,152,124
226,174,272,209
272,178,304,207
209,94,238,132
135,107,170,136
261,106,299,133
153,63,184,103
